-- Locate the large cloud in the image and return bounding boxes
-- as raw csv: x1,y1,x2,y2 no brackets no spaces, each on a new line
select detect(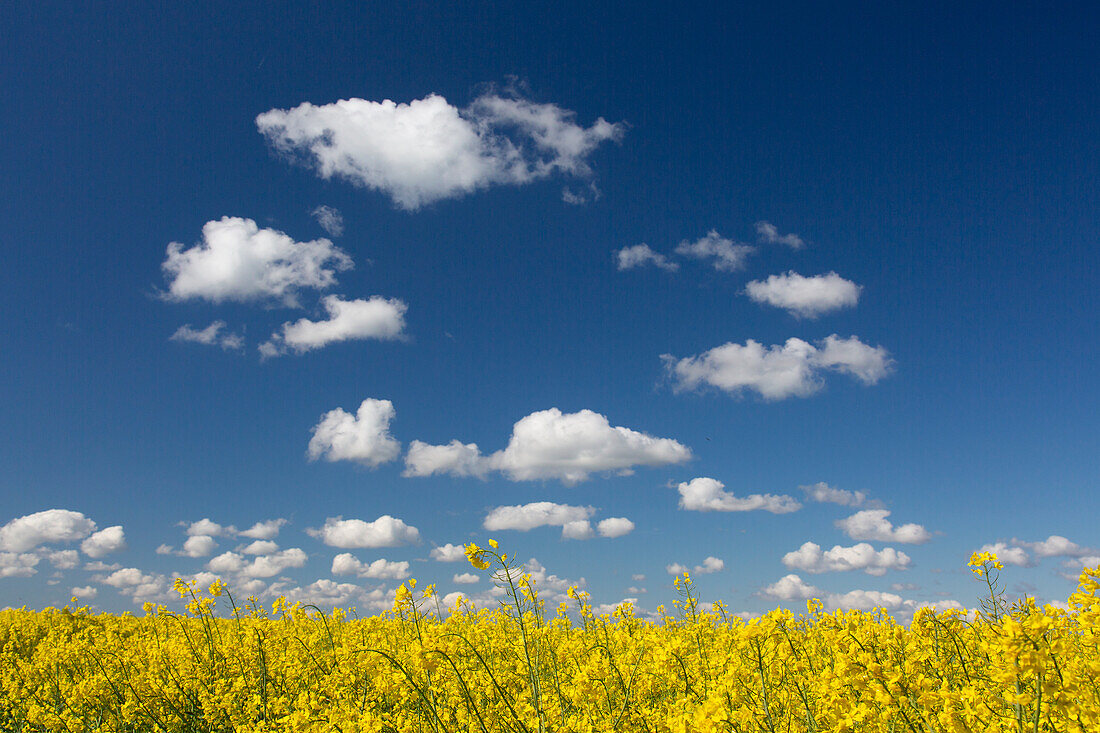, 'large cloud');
162,217,353,305
663,335,893,401
406,408,691,484
835,510,932,544
308,398,401,467
782,541,911,576
256,92,625,210
676,477,801,514
0,510,97,552
260,295,407,357
745,272,861,318
307,516,420,549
